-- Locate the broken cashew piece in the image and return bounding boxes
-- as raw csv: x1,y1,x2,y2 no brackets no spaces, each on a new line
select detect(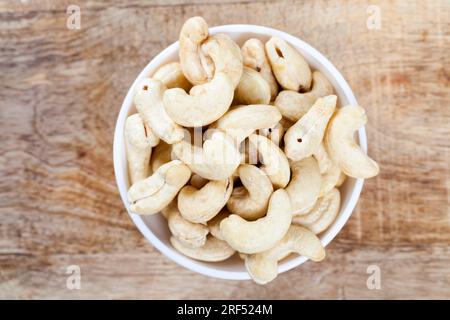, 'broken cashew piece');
274,71,334,122
153,62,192,91
207,208,230,240
245,225,325,284
220,189,292,254
127,160,191,215
265,37,312,92
171,235,235,262
125,114,159,184
284,95,337,161
292,188,340,234
234,67,271,105
150,141,173,173
134,78,185,144
325,105,380,178
178,177,233,223
227,164,274,220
